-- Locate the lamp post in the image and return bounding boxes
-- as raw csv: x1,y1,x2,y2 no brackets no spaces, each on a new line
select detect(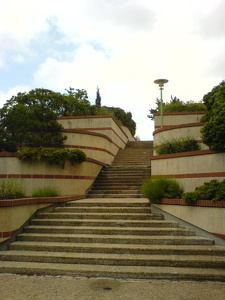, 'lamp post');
154,79,168,128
